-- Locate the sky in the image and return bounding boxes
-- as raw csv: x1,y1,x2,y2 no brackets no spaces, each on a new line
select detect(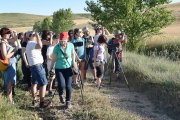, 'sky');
0,0,179,16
